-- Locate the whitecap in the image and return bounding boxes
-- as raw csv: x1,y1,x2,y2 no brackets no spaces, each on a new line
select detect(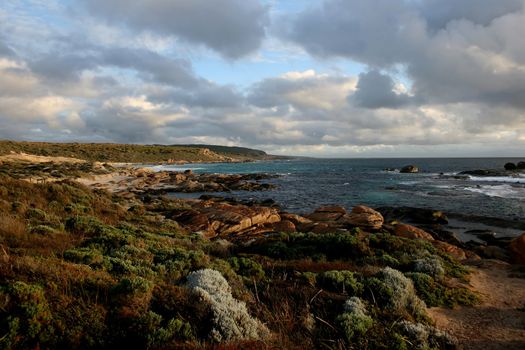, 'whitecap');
468,175,525,184
464,184,525,199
